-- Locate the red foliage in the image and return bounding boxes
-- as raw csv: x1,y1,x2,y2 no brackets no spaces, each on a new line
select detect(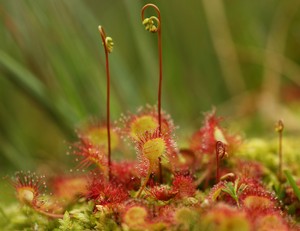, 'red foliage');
116,105,176,142
147,185,178,201
51,175,88,200
172,173,196,199
86,176,129,208
111,161,141,191
246,209,289,231
235,160,265,179
72,140,108,172
190,109,239,155
12,171,45,207
135,129,177,177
